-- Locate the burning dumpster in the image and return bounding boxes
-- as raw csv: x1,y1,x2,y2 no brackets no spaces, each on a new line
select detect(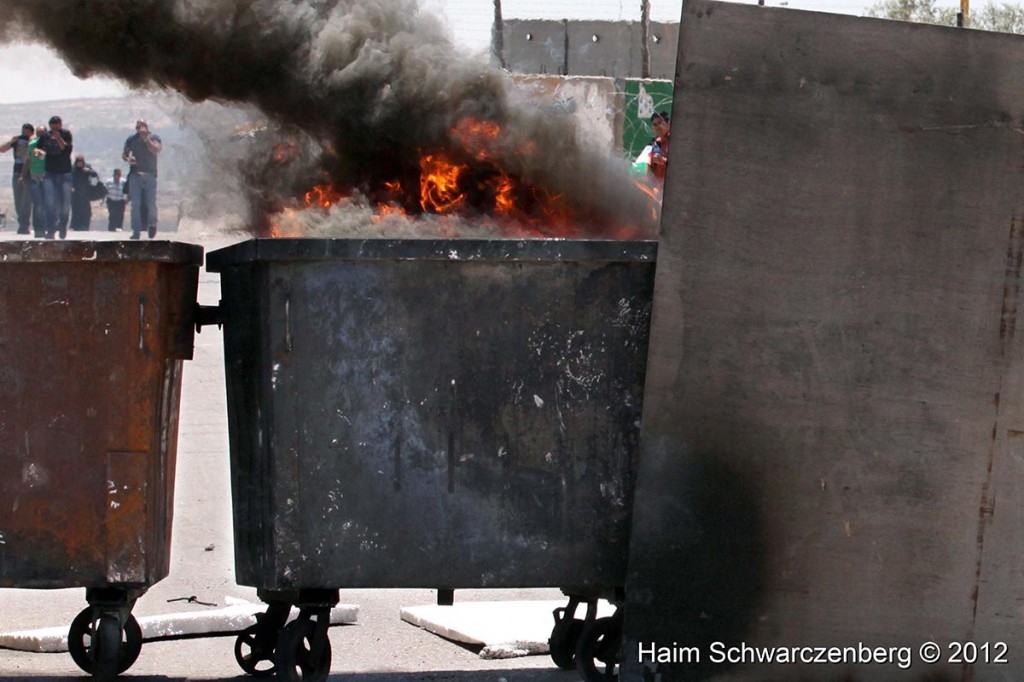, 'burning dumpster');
204,237,655,681
0,240,202,680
